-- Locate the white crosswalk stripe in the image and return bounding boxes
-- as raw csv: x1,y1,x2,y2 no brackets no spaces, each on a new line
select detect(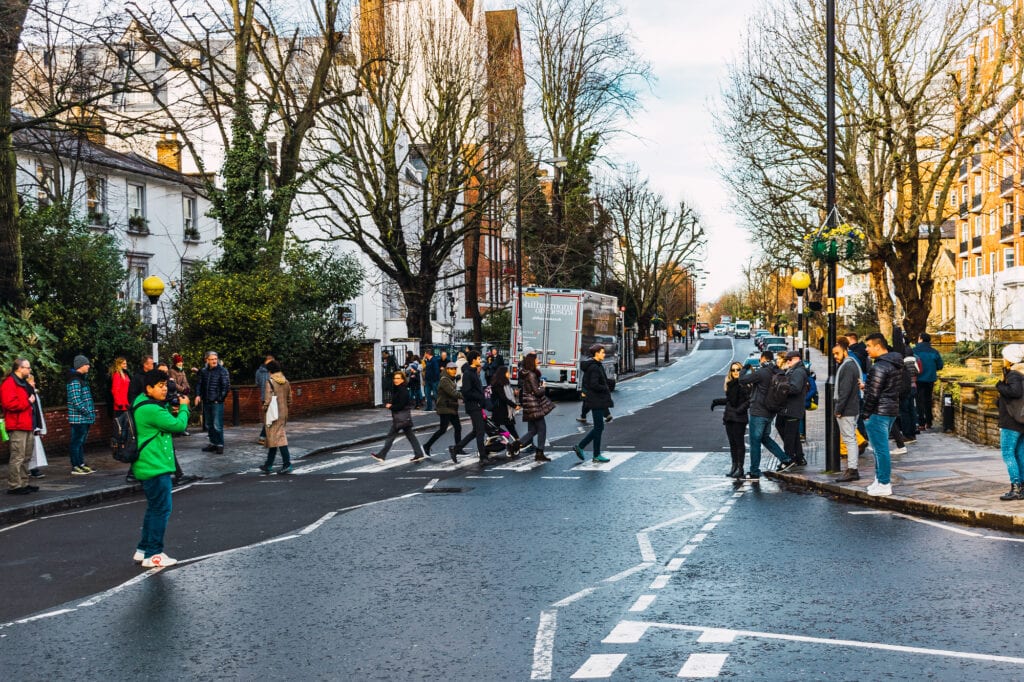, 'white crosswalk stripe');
654,452,709,472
